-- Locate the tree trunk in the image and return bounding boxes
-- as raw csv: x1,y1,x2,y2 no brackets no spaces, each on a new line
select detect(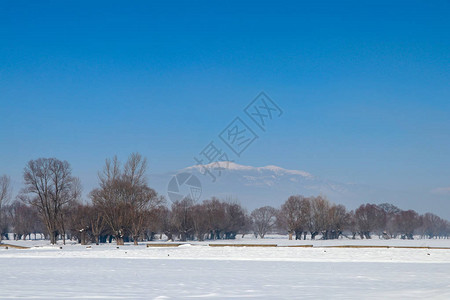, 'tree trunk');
50,230,58,245
116,236,124,245
80,231,87,245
